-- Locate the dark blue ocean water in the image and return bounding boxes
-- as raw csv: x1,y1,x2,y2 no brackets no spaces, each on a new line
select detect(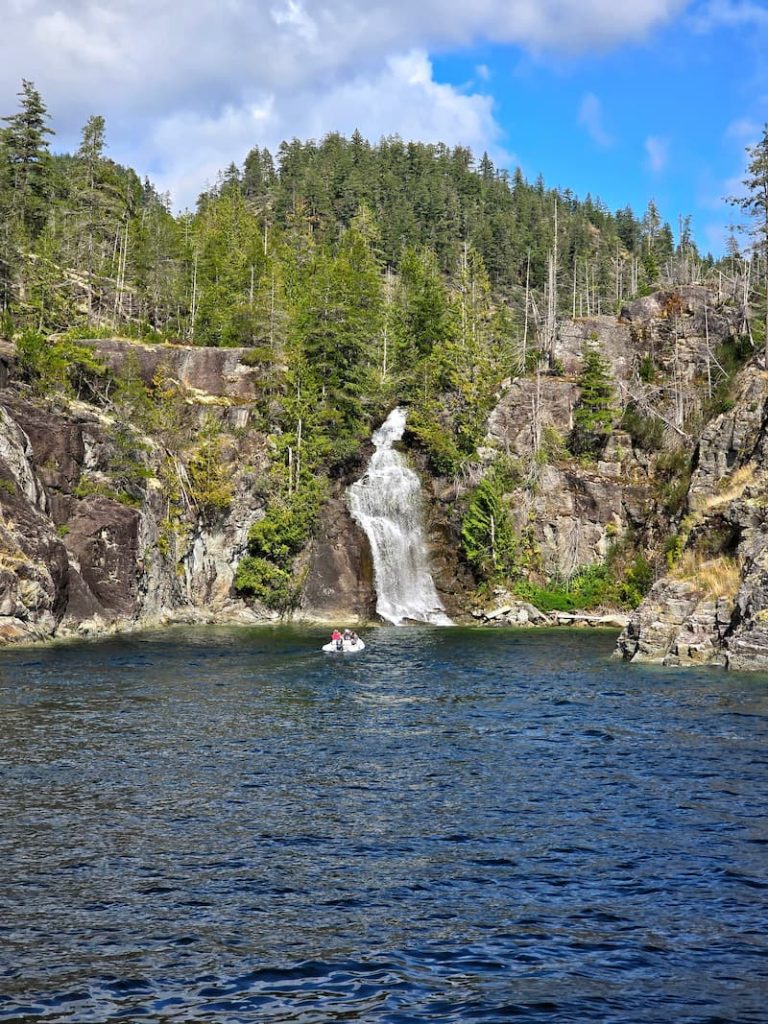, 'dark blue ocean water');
0,626,766,1023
